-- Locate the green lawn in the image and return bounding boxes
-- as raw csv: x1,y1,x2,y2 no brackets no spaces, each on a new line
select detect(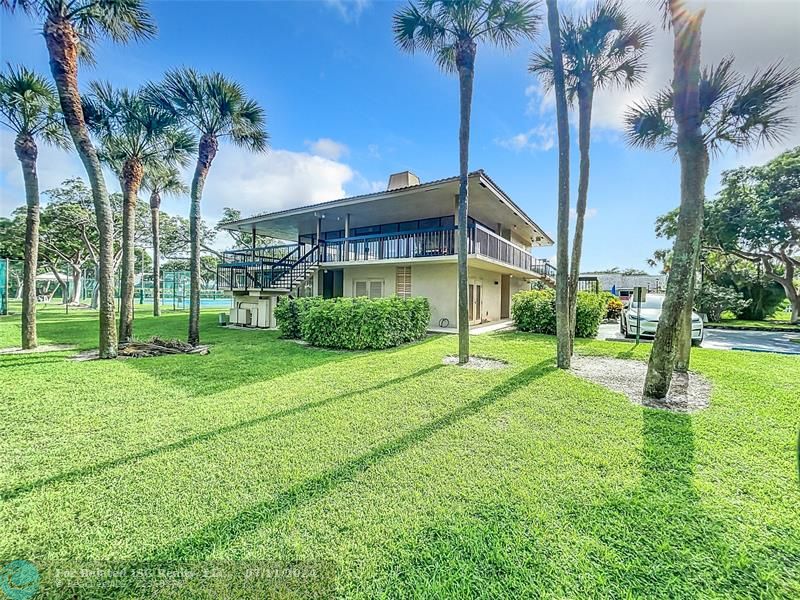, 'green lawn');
1,306,799,598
